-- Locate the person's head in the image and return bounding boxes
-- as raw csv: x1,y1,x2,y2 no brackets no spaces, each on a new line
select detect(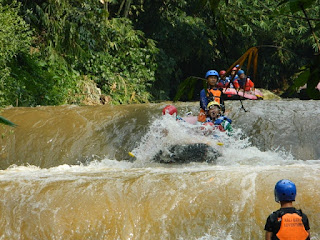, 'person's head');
237,70,246,79
219,70,226,79
205,70,219,87
207,101,221,120
231,67,237,76
162,105,177,116
274,179,296,203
